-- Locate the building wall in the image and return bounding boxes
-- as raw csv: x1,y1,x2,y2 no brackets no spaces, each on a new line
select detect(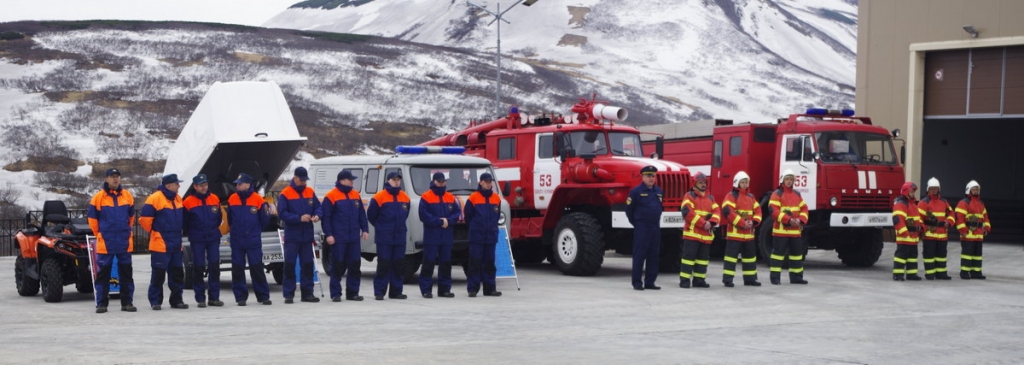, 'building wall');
856,0,1024,182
